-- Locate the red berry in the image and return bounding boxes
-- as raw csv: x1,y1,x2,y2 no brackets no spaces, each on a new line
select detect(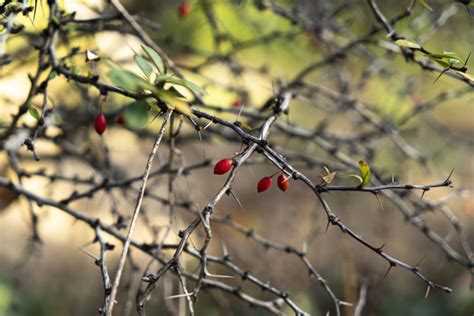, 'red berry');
277,174,289,192
116,114,126,125
178,3,191,18
257,177,272,193
95,113,107,135
214,158,233,175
